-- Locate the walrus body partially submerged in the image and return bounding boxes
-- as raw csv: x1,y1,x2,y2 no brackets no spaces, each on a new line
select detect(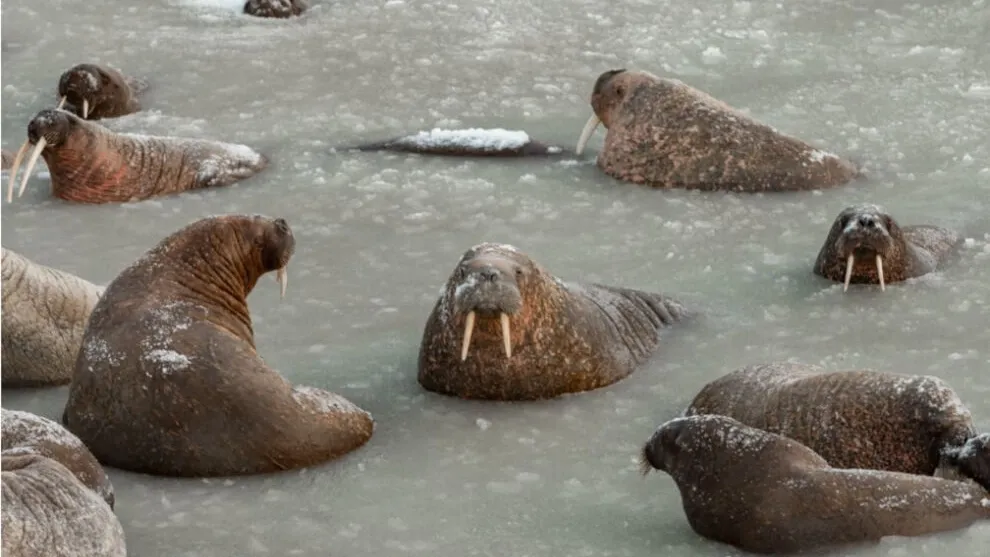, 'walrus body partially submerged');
575,69,860,192
343,128,567,157
641,414,990,555
418,243,690,400
6,109,268,204
56,63,148,121
63,214,374,477
2,248,104,388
